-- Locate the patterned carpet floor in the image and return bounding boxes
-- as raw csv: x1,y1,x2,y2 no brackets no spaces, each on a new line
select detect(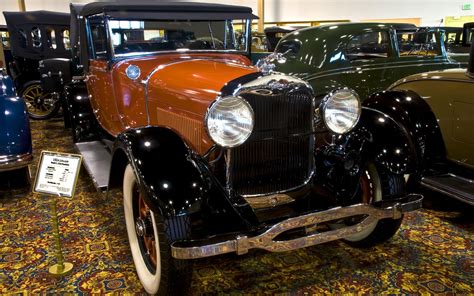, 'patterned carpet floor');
0,119,473,294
